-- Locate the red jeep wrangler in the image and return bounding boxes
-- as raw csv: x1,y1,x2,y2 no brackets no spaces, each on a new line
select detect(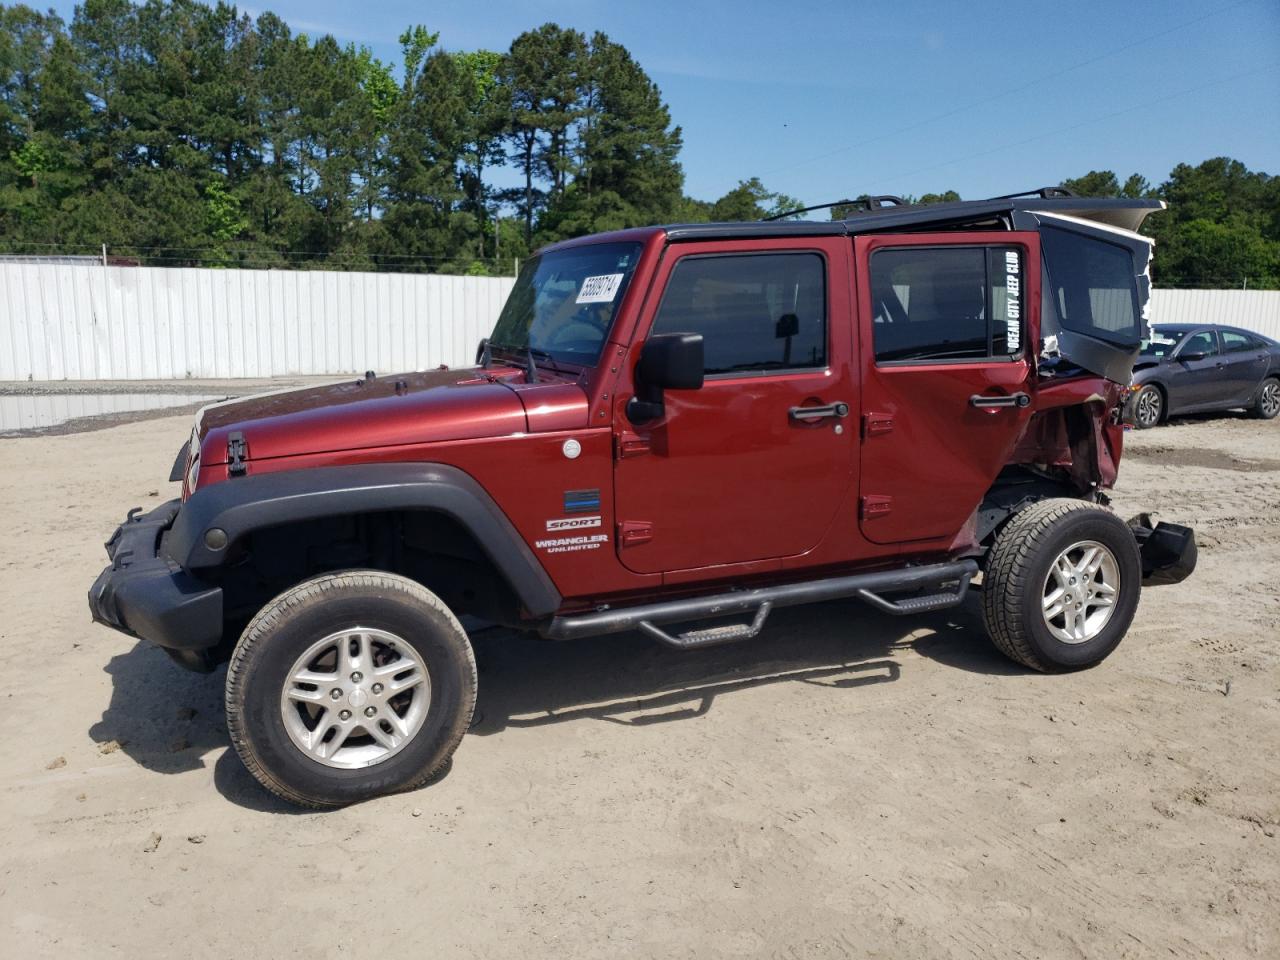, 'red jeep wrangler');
90,191,1196,807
